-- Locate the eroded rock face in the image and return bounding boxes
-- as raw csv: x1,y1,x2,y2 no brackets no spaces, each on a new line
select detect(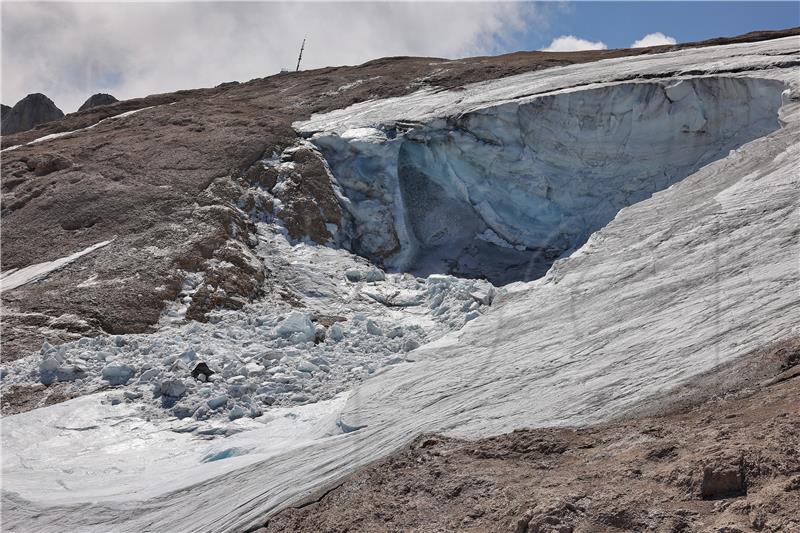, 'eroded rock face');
1,93,64,135
240,143,344,245
77,93,119,112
